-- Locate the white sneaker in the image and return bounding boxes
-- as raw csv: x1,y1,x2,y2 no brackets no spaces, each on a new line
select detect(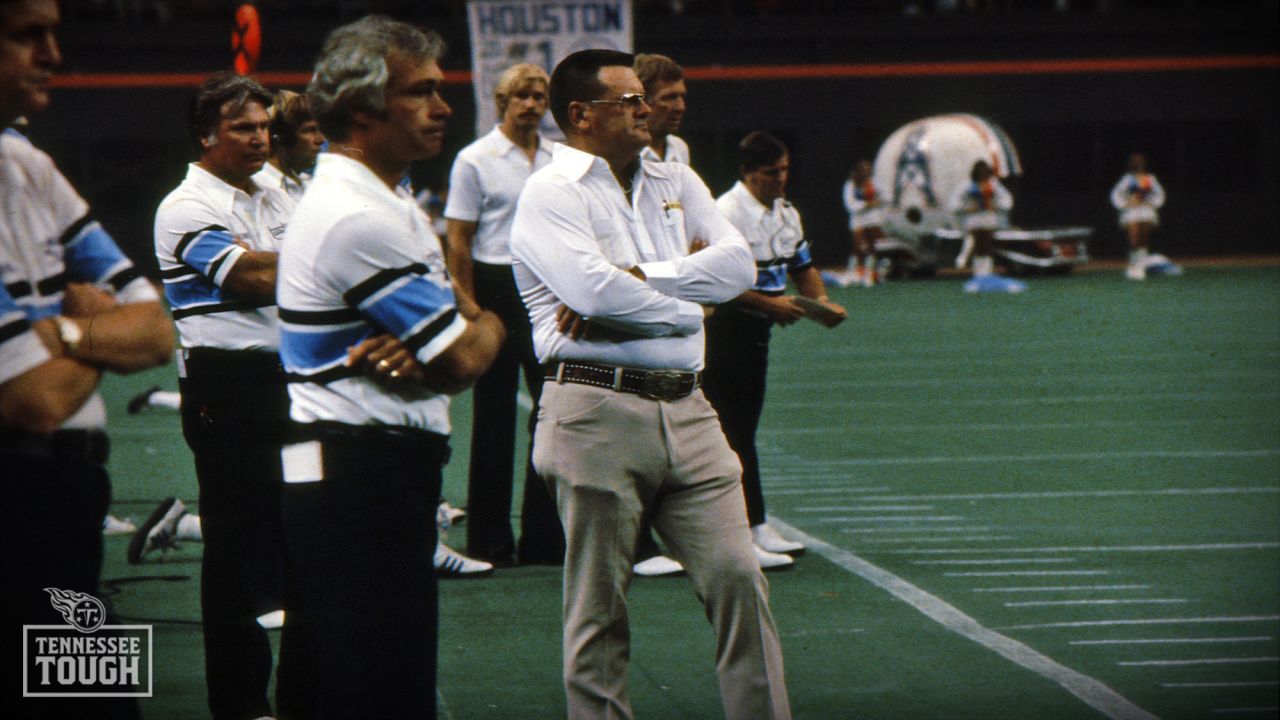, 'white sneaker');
255,609,285,630
103,514,137,536
1126,263,1146,281
751,523,805,555
633,554,684,577
754,544,795,570
127,497,186,564
435,542,494,578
